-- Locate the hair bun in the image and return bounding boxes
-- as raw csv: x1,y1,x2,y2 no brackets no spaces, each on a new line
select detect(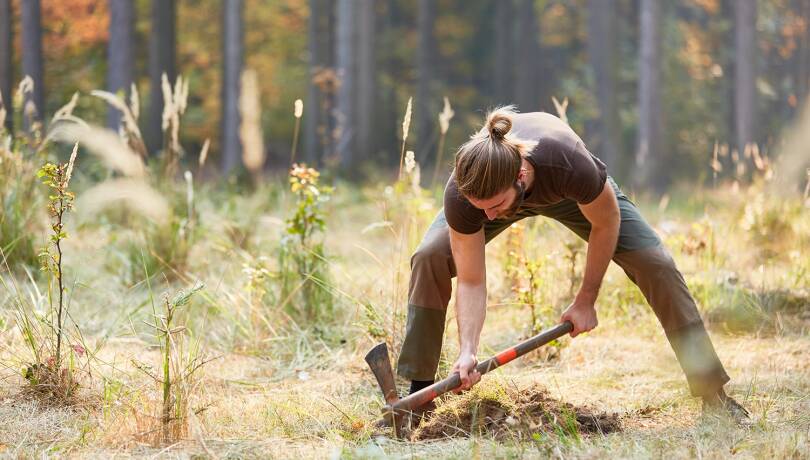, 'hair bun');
488,113,512,141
